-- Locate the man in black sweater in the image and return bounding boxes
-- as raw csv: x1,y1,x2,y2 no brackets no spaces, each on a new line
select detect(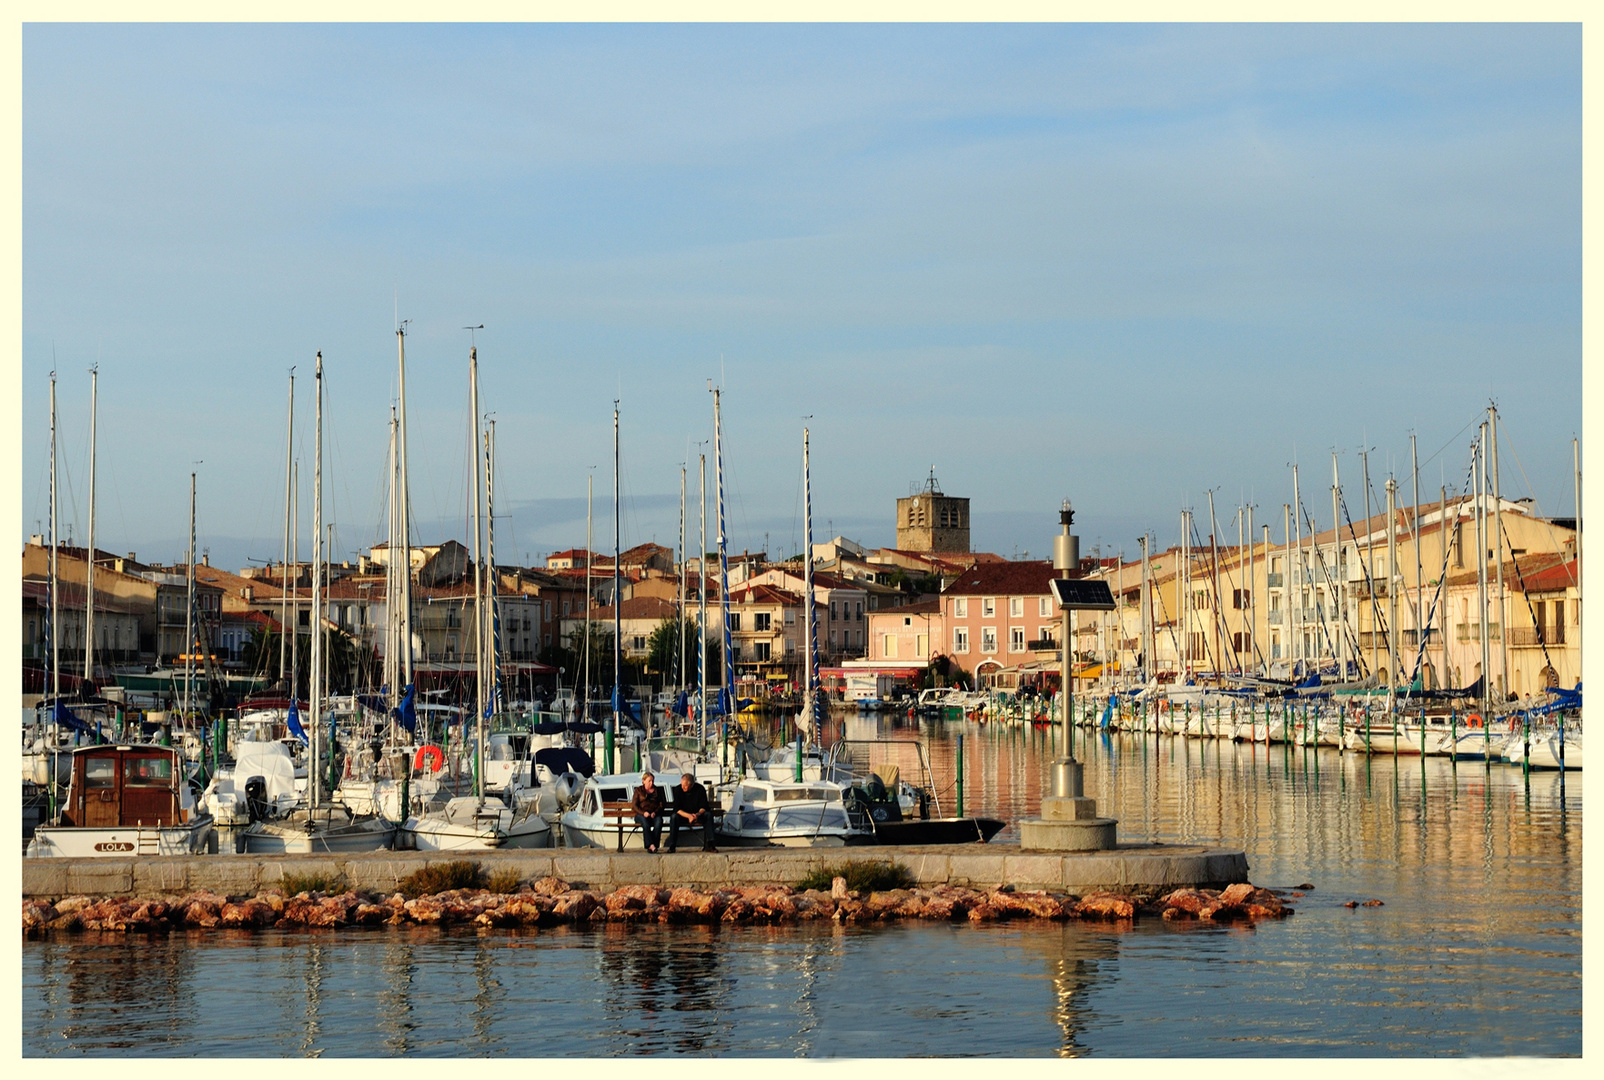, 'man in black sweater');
667,772,716,852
